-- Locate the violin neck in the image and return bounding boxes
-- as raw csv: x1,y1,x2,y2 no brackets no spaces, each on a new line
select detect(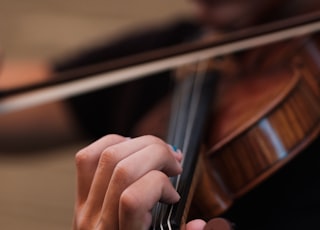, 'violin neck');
151,62,219,230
